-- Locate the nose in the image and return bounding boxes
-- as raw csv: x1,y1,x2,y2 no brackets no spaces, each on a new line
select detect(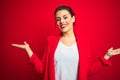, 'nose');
60,18,65,24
